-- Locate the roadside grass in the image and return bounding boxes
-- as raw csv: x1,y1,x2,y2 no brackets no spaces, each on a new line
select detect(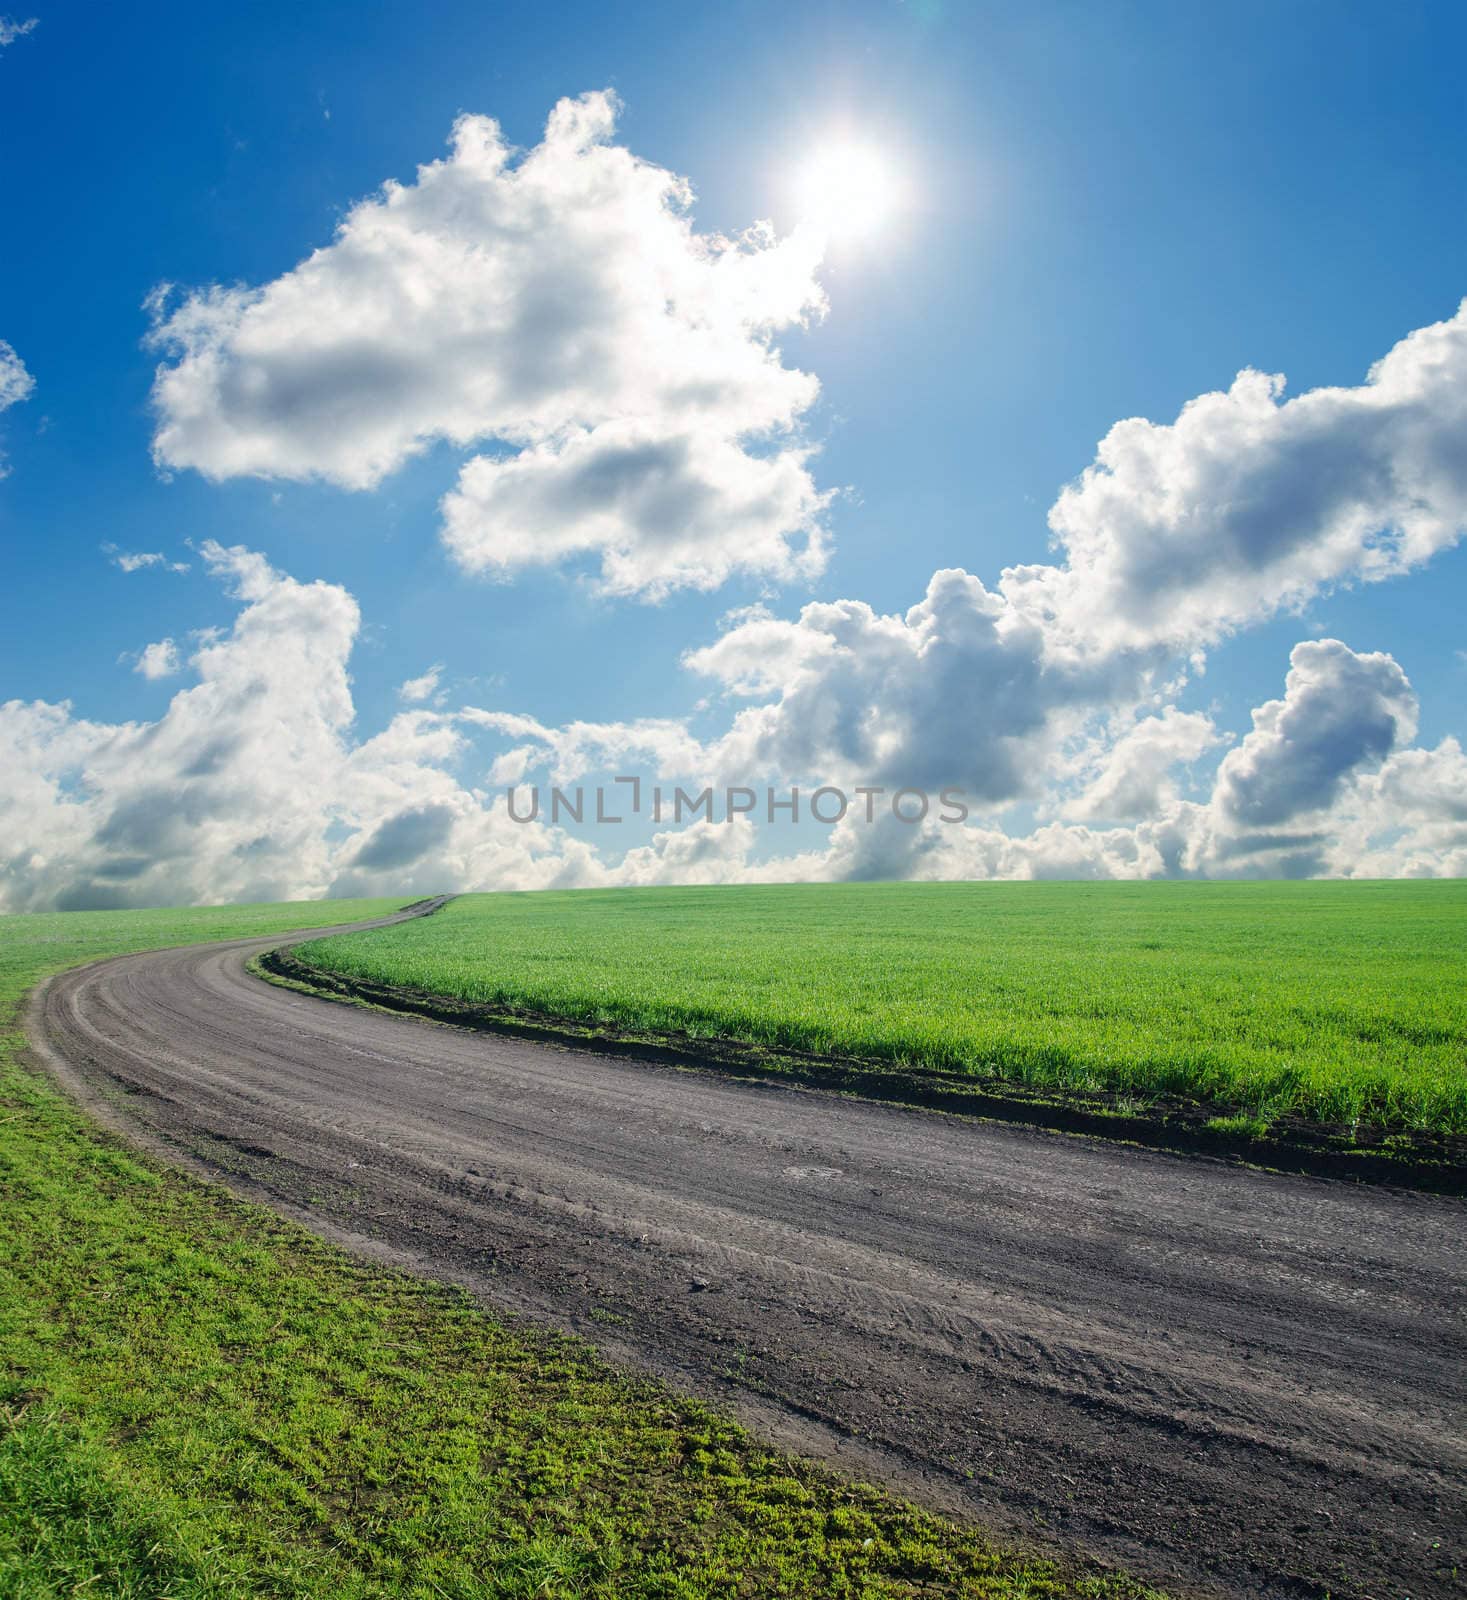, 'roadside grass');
1,898,1162,1599
301,881,1467,1136
0,1402,222,1600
